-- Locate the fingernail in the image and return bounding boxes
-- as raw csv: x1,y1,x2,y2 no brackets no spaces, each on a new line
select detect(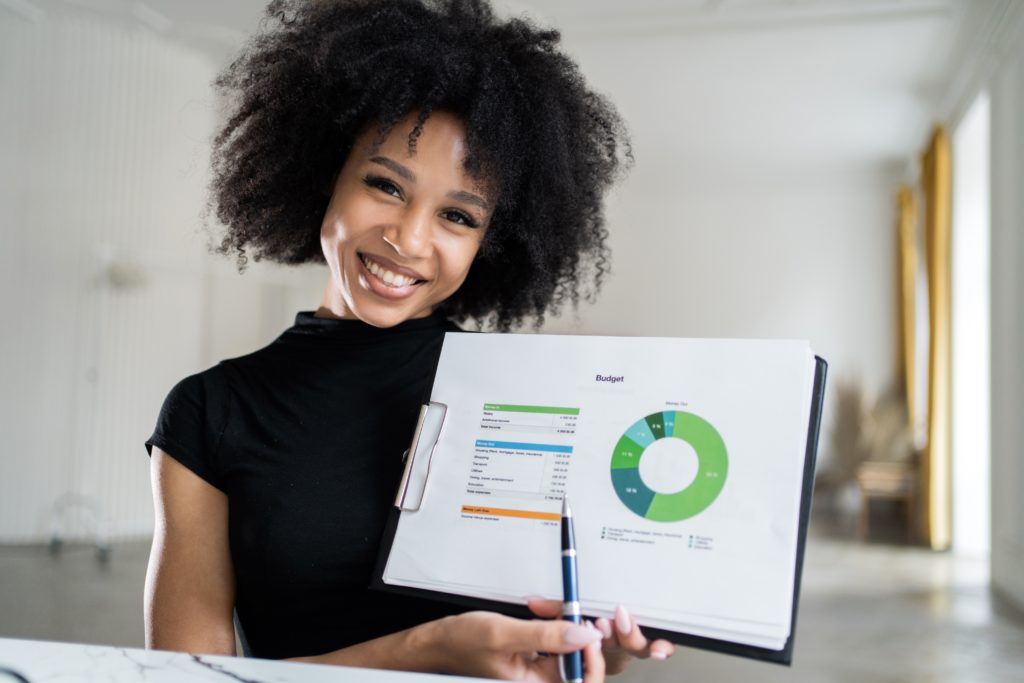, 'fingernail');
596,618,613,639
650,651,668,660
614,605,632,636
565,623,603,646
